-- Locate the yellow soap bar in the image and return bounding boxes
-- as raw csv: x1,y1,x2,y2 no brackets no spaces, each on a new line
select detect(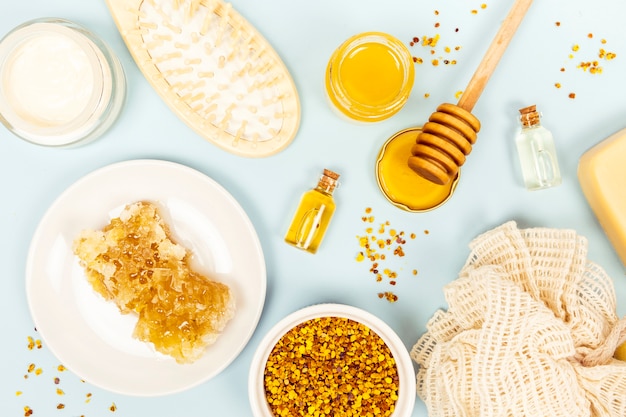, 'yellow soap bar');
616,341,626,361
578,127,626,267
